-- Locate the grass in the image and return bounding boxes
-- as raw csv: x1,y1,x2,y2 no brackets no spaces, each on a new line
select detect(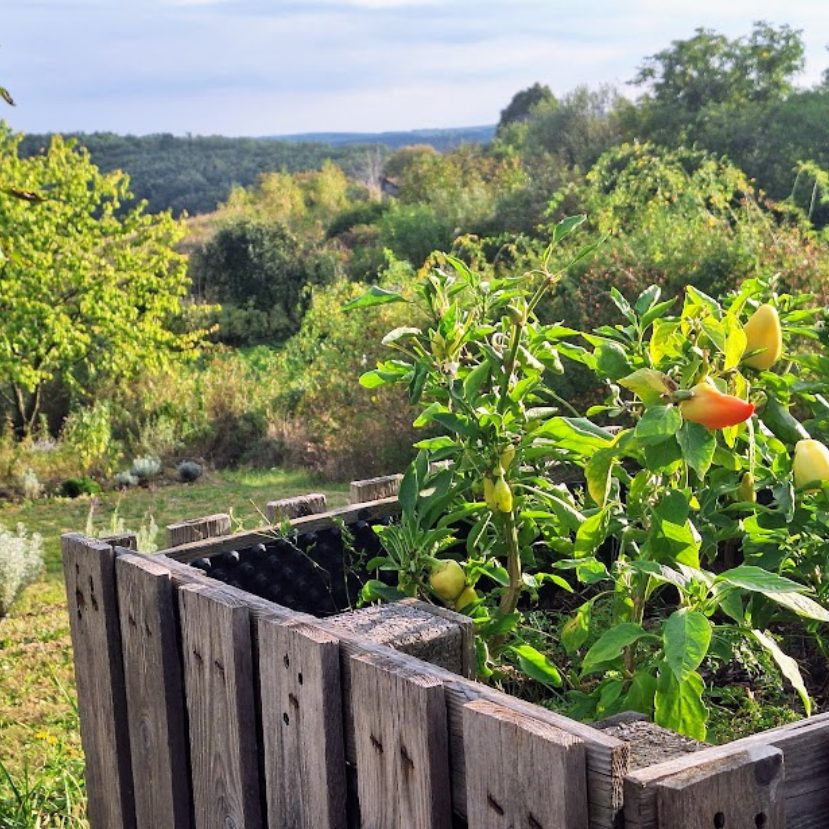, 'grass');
0,467,349,828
